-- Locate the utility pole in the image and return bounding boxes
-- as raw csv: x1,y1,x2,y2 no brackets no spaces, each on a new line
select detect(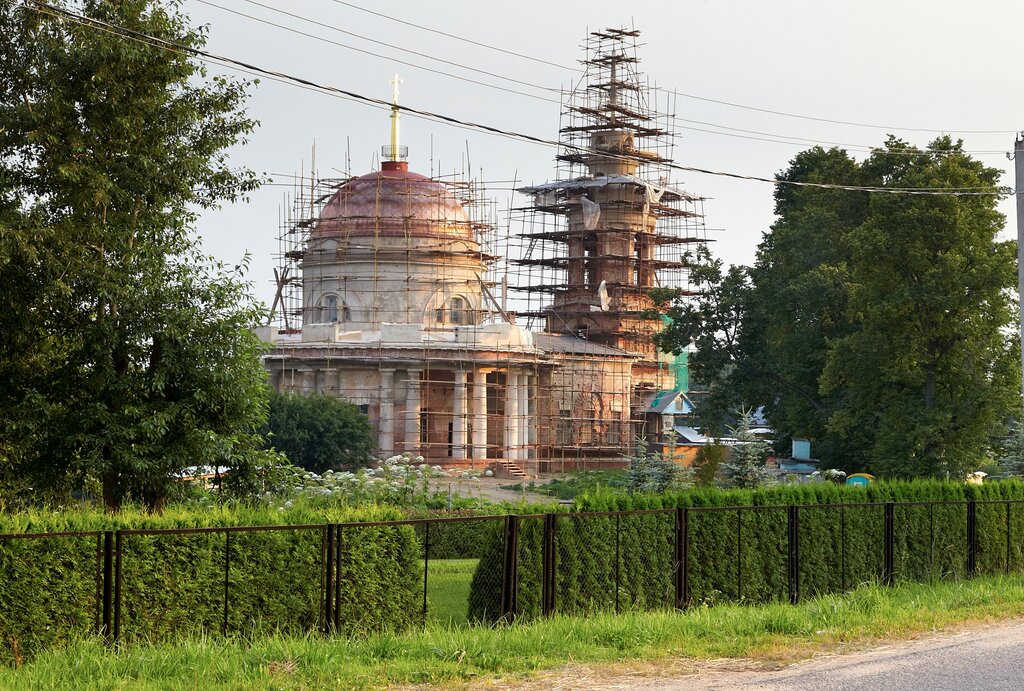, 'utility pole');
1016,134,1024,400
